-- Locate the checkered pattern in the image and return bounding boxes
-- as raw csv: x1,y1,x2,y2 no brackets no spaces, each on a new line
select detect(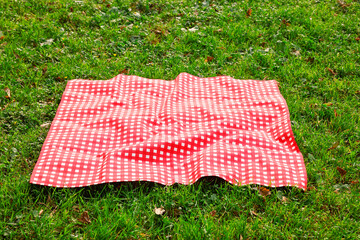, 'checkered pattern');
30,73,307,189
